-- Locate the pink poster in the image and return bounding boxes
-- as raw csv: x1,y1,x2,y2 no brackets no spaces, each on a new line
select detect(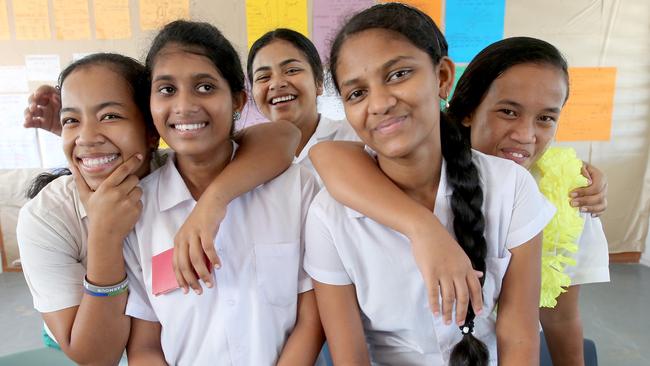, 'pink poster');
312,0,373,63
